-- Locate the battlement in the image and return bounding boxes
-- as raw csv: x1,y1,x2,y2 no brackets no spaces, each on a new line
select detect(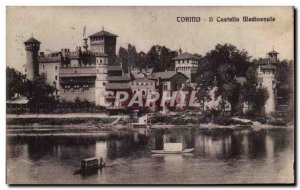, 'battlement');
25,43,40,51
38,52,62,63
